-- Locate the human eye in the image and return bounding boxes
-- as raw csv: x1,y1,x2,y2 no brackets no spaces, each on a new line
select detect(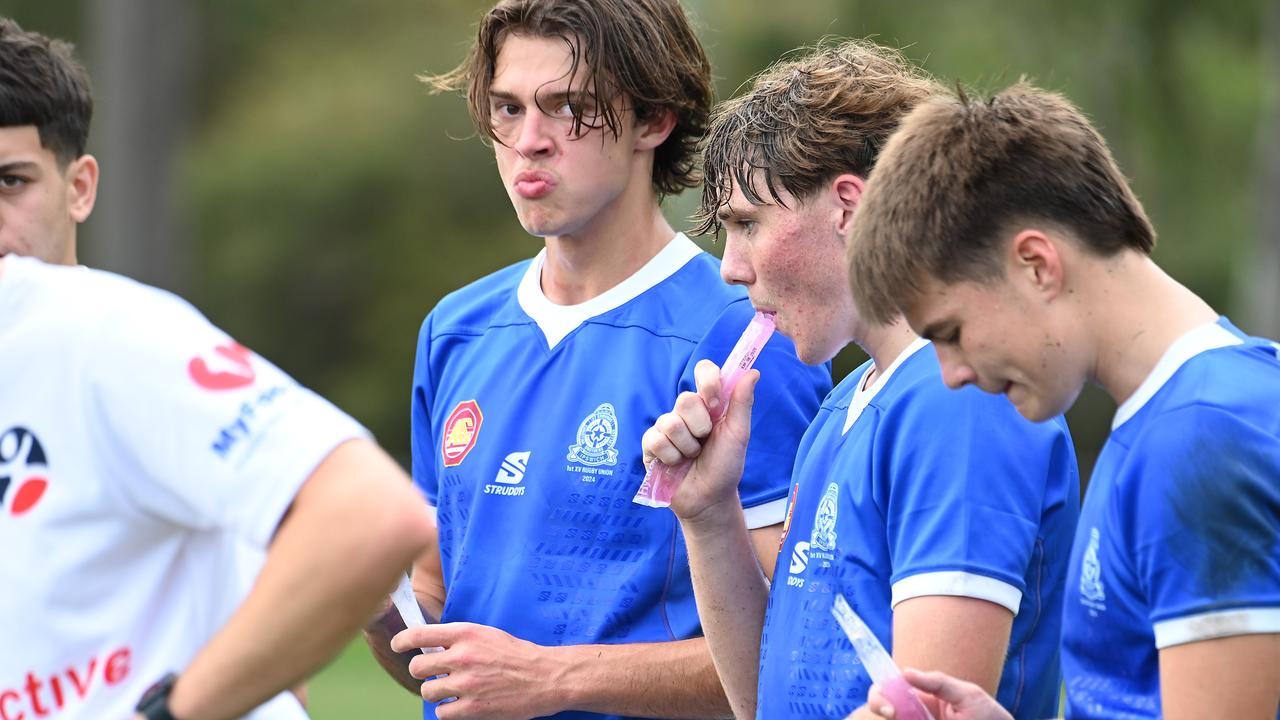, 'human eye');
0,174,28,192
493,102,521,119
